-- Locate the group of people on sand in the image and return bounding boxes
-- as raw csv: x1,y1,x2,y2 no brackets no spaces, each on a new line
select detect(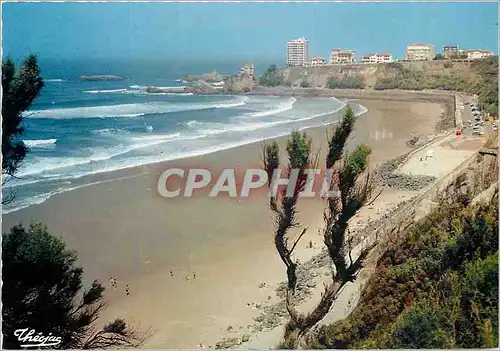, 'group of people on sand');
108,270,196,298
109,277,131,296
197,343,213,348
169,270,196,281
